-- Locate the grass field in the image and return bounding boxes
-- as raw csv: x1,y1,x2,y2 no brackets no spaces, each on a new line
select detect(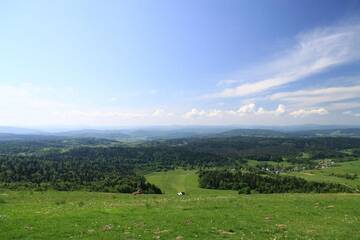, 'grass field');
288,160,360,188
1,170,360,239
146,169,236,196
